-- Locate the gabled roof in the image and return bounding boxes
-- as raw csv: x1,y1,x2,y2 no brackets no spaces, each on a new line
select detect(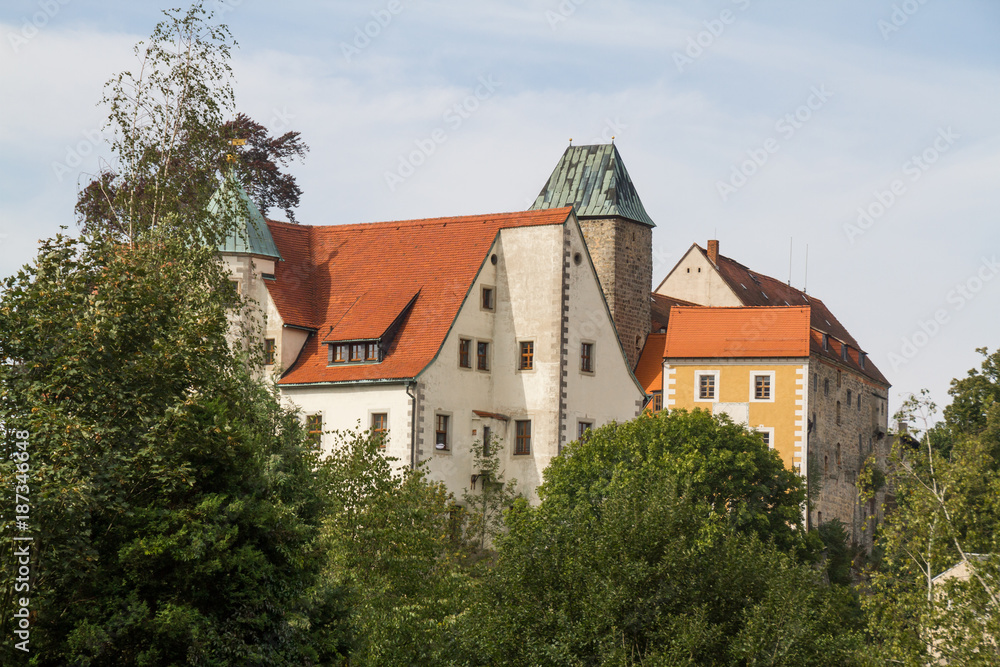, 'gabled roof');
267,207,574,384
635,333,667,393
212,172,283,260
696,244,858,347
663,307,812,358
529,143,655,227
